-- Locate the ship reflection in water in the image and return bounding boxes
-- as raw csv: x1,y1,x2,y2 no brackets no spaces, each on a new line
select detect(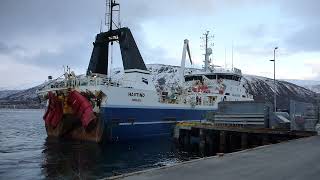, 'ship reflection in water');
41,137,186,179
0,109,191,180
